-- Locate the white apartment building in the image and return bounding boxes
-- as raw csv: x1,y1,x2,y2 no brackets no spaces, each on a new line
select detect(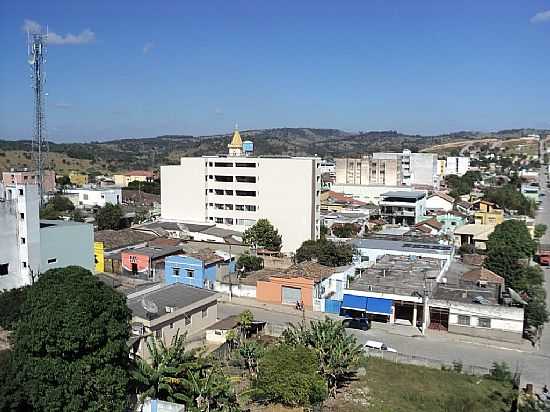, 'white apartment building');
0,184,94,290
161,128,321,252
336,150,439,188
0,184,41,289
445,157,470,176
65,187,122,208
